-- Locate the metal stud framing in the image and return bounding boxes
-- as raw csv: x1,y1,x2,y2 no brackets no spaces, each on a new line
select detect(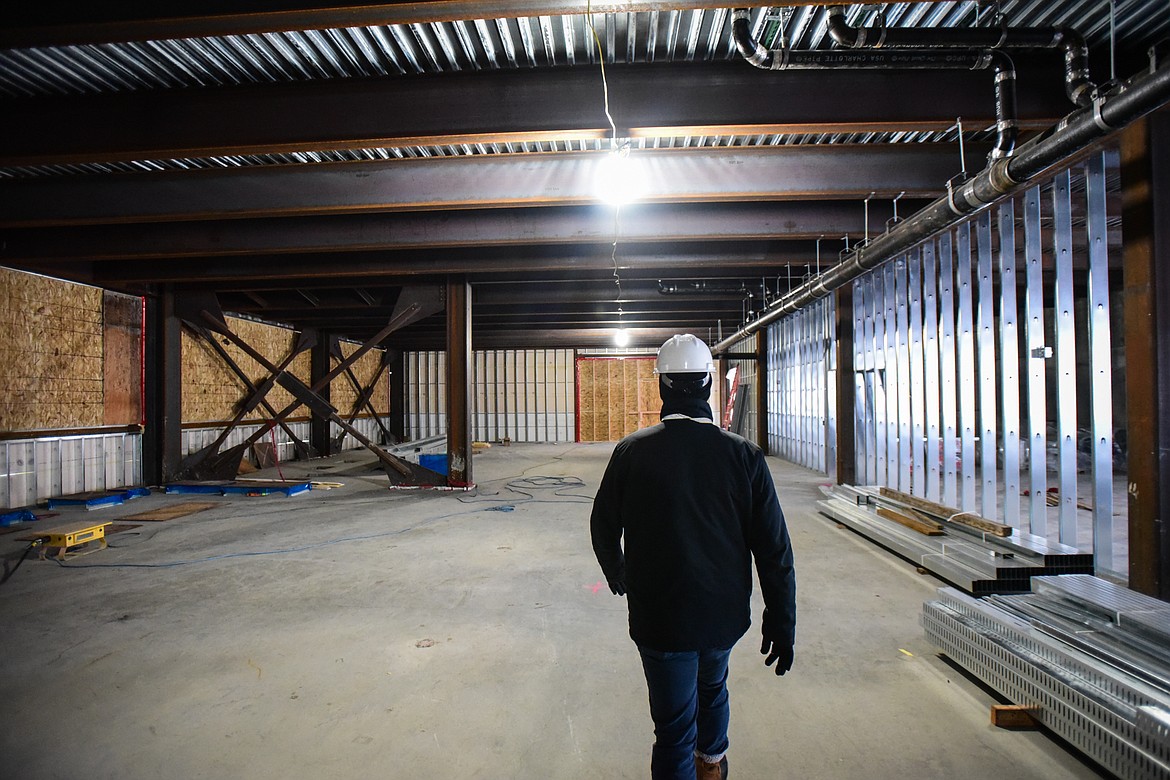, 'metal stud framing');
766,298,832,472
1023,184,1048,536
405,348,575,443
1052,169,1079,545
835,155,1122,571
1085,151,1115,569
998,199,1022,529
976,210,998,519
938,231,959,507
